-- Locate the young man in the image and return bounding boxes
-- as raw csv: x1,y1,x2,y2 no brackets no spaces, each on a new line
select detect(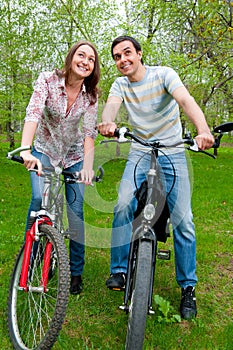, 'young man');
98,36,214,319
